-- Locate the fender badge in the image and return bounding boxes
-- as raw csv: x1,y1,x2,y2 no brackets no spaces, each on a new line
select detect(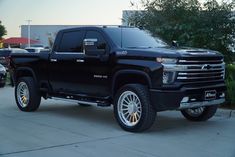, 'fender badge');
116,51,128,55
